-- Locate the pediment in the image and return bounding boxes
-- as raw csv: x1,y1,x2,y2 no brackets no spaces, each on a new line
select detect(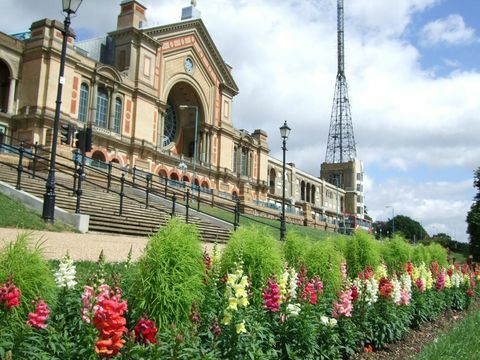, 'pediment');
143,19,238,95
95,64,123,83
